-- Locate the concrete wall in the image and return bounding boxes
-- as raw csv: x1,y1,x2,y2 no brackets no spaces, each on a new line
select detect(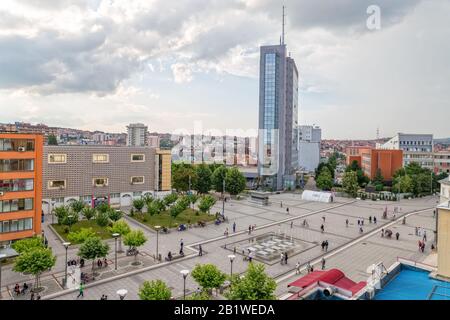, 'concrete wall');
437,206,450,278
